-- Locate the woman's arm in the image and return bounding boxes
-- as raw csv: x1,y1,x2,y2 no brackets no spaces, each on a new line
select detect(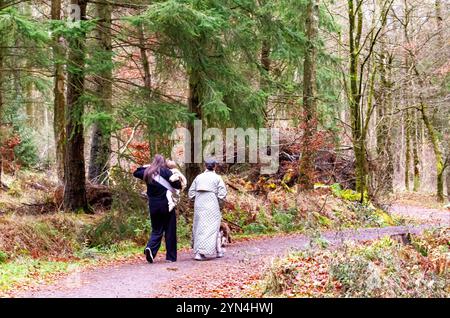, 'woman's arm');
217,177,227,200
133,167,146,180
188,178,197,200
